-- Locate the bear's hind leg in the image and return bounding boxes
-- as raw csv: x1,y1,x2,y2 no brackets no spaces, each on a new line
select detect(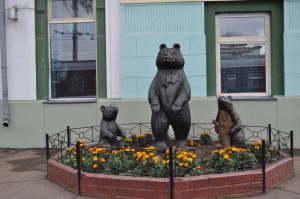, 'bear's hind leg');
151,110,169,149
